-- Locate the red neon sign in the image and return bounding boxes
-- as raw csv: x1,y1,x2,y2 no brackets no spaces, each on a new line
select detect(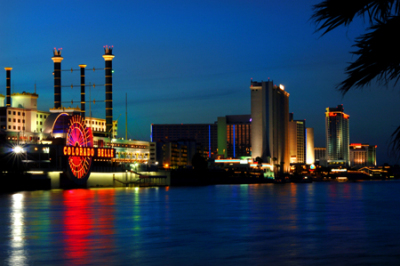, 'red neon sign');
63,146,114,158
